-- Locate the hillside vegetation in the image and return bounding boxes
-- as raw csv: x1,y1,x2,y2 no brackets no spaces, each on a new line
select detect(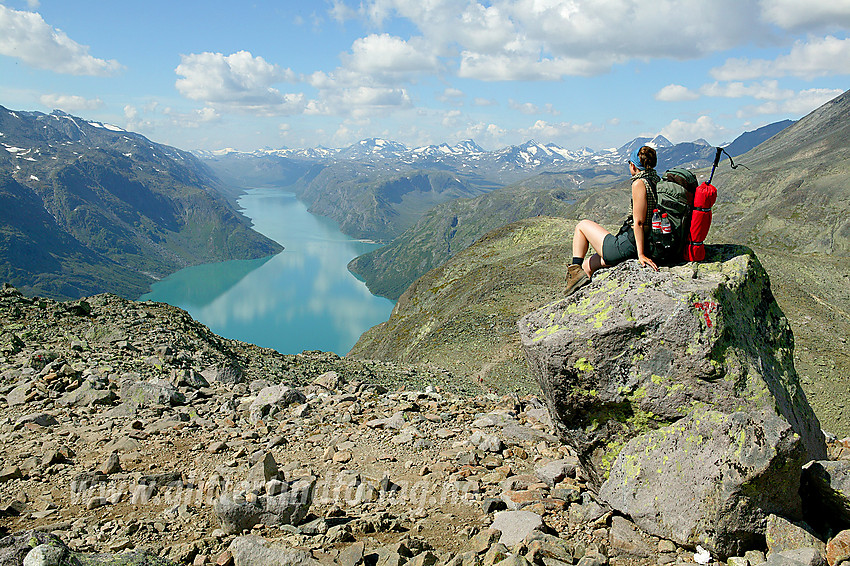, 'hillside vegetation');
350,216,575,392
0,107,281,300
